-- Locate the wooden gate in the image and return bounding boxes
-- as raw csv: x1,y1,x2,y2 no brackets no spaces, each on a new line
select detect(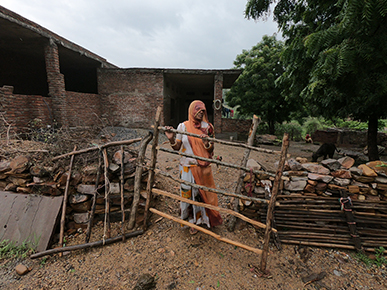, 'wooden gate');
143,107,289,273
